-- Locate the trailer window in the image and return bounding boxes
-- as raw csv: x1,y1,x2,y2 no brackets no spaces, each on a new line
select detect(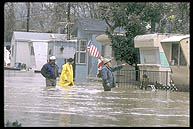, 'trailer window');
171,44,178,65
142,49,159,64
